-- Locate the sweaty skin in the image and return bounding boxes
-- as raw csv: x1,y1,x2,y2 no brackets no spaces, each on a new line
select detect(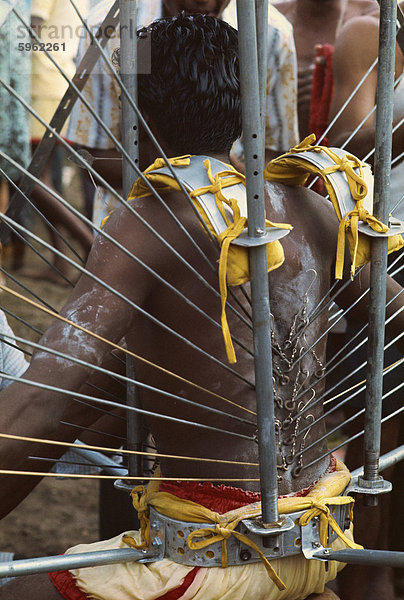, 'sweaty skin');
0,153,402,511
